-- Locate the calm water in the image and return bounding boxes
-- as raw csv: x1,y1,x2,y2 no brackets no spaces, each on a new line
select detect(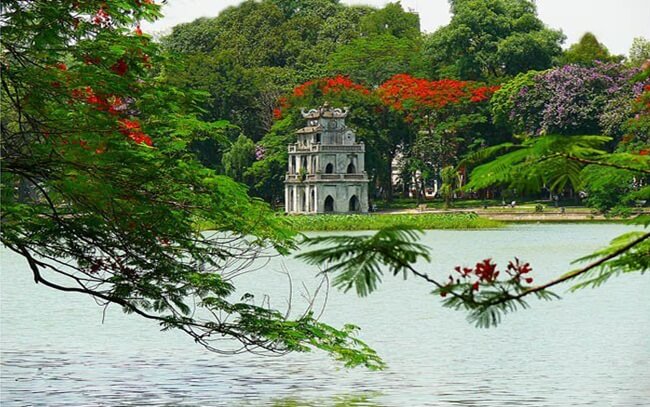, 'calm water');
1,224,649,406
